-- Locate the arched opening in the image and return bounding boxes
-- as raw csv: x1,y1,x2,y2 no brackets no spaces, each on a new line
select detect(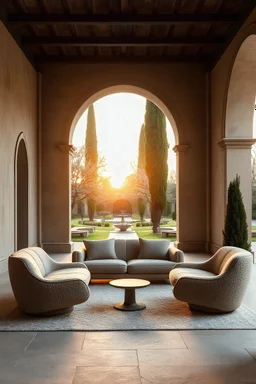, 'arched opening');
15,136,29,250
70,86,178,240
225,34,256,240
